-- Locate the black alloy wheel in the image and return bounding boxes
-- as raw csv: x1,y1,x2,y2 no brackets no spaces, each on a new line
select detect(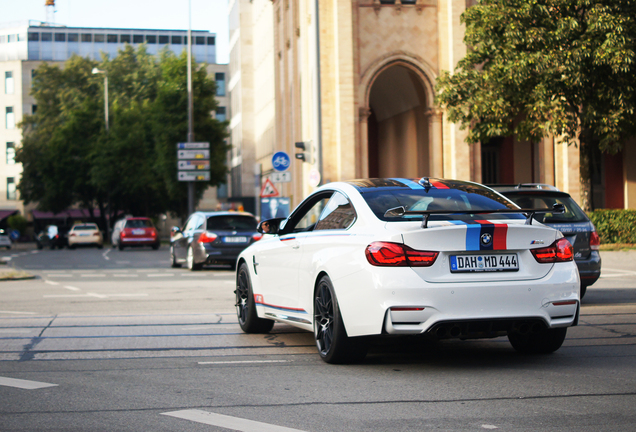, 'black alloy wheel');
314,275,366,364
235,263,274,333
